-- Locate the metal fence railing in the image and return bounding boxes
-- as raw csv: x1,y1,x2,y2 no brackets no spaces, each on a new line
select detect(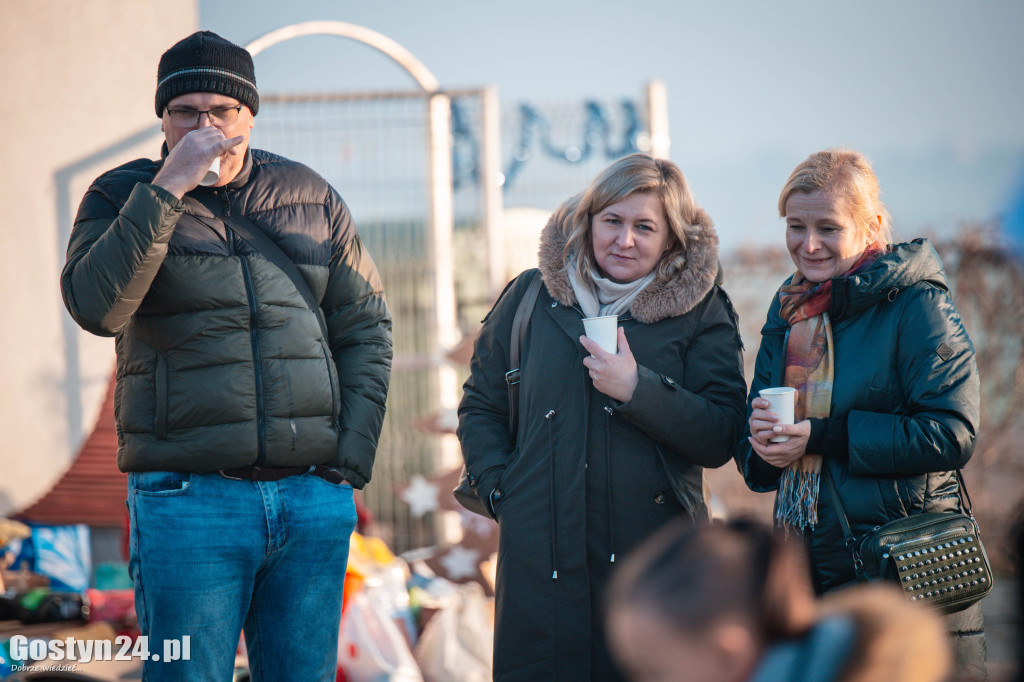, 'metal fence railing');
252,86,662,553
